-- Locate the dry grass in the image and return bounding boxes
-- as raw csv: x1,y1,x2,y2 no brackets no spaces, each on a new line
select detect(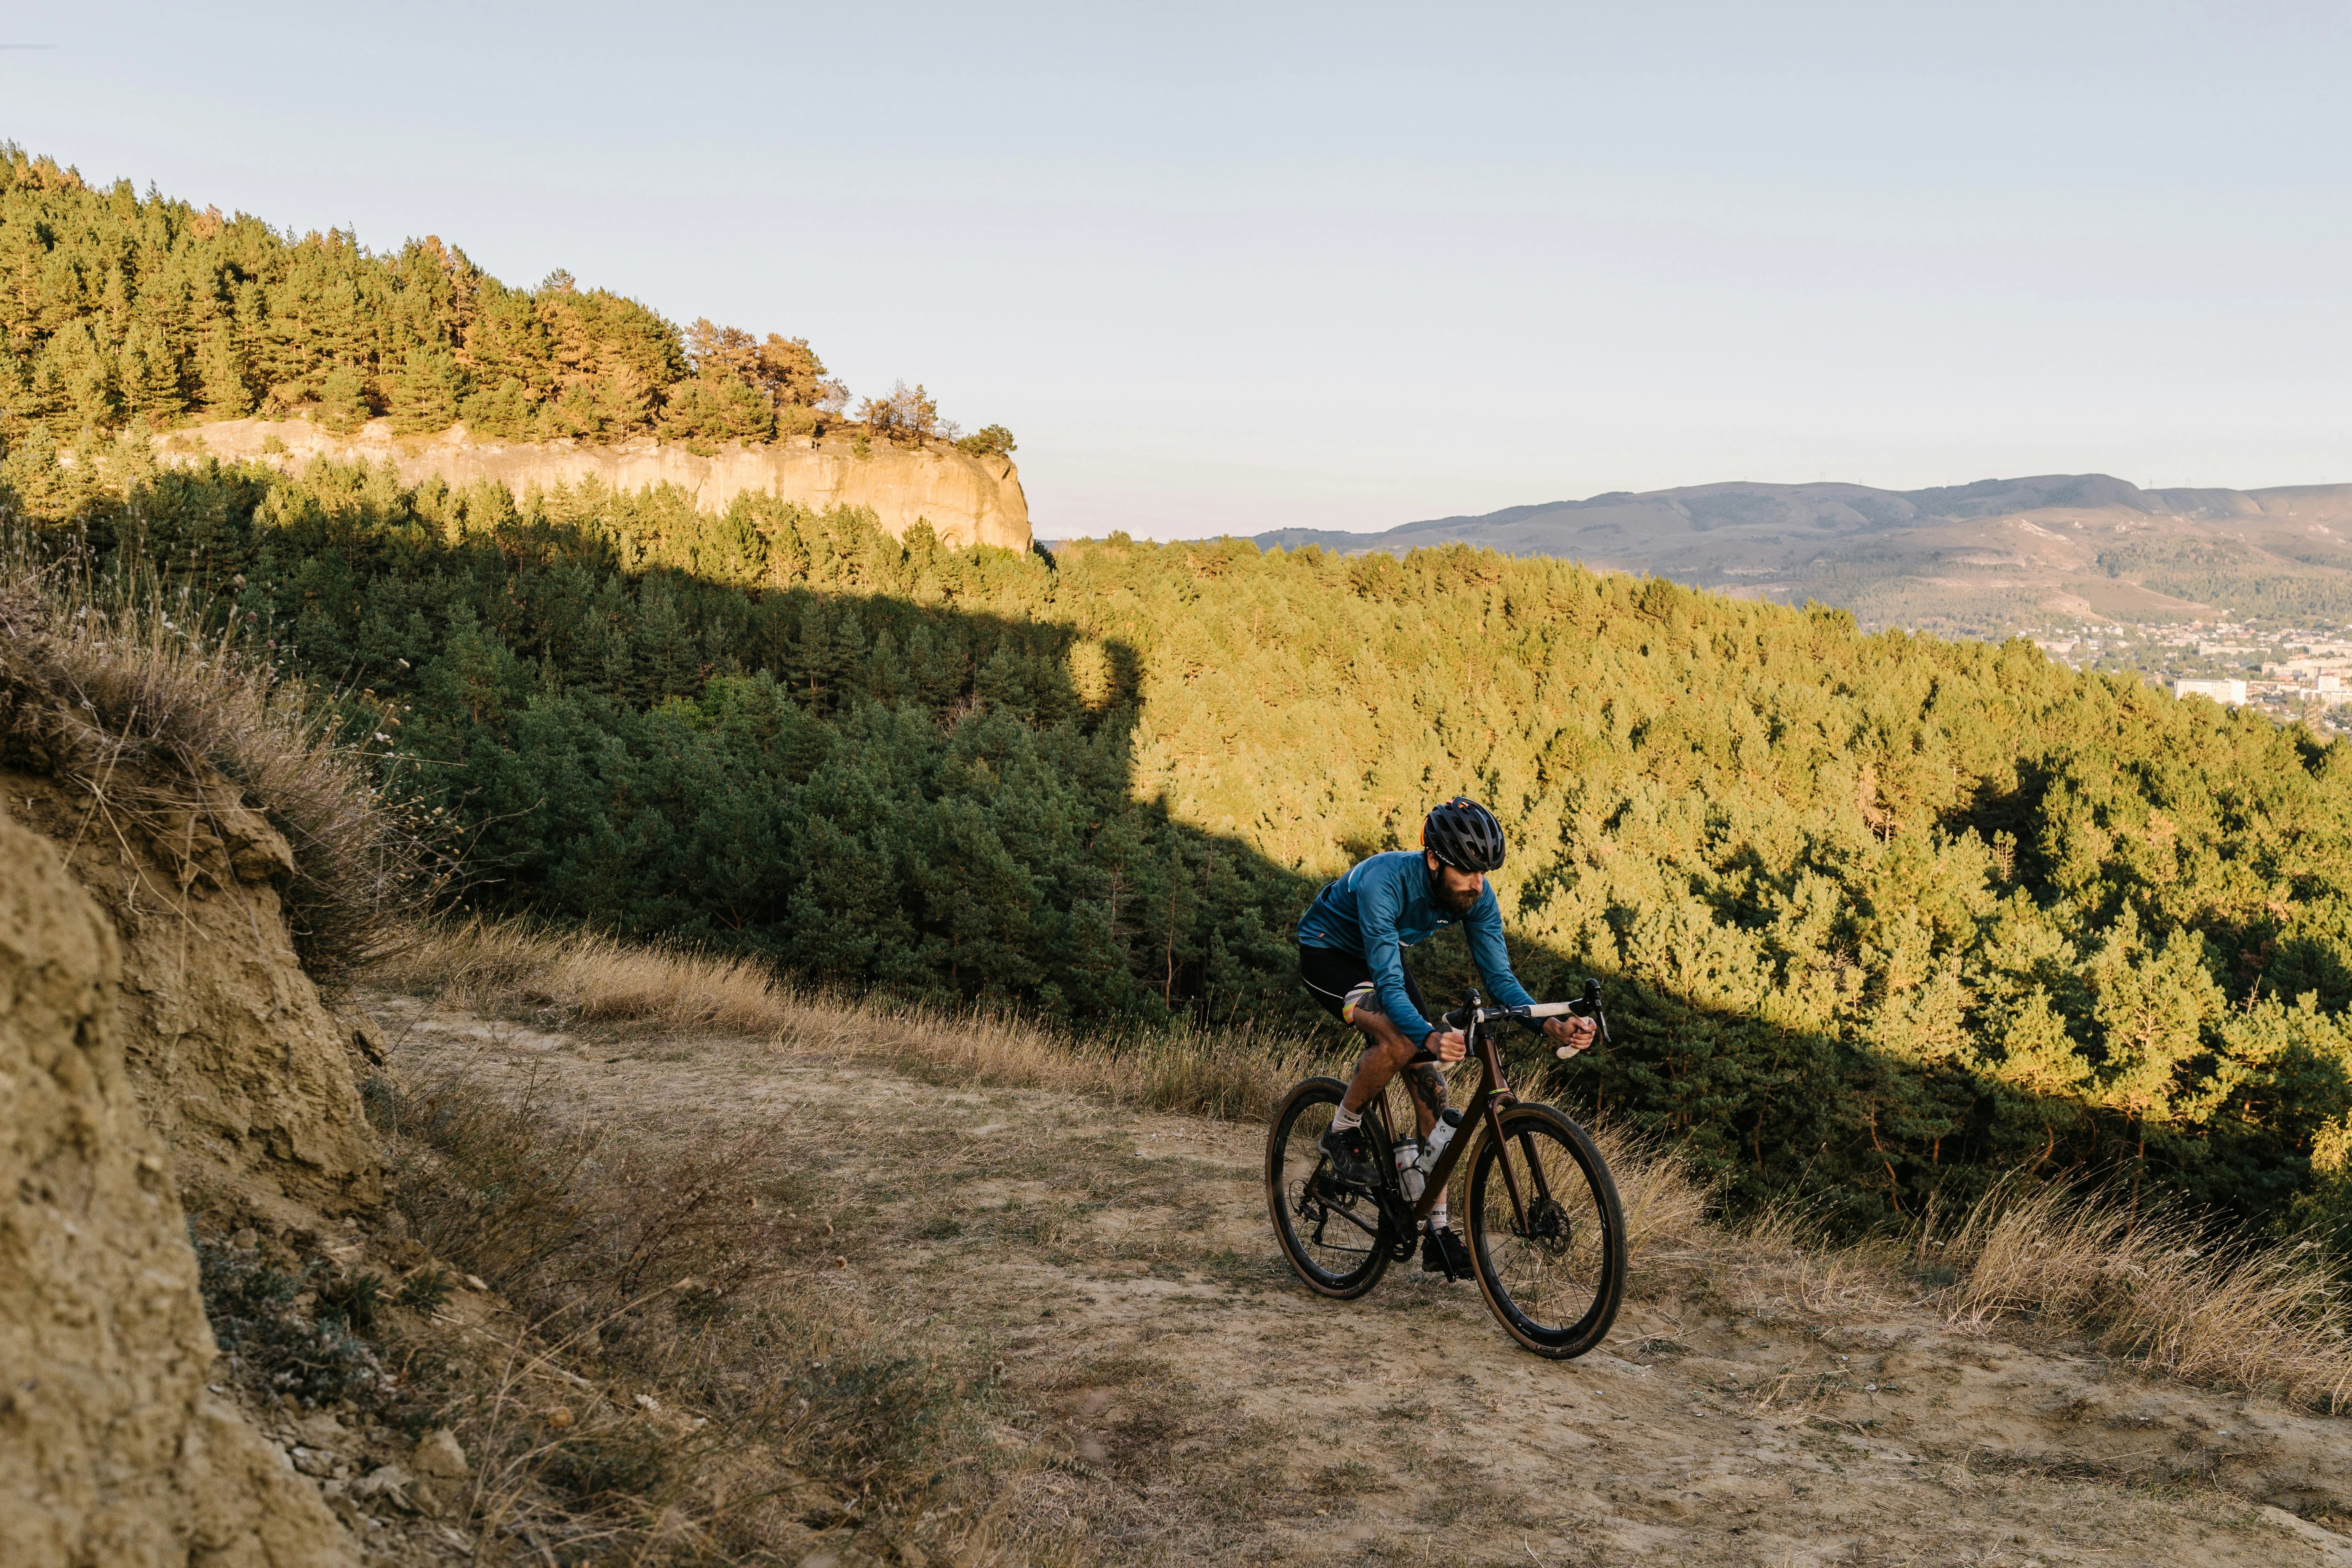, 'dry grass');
374,915,1336,1123
1589,1119,1714,1254
1940,1183,2352,1412
370,914,794,1036
0,543,434,978
371,1066,801,1317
